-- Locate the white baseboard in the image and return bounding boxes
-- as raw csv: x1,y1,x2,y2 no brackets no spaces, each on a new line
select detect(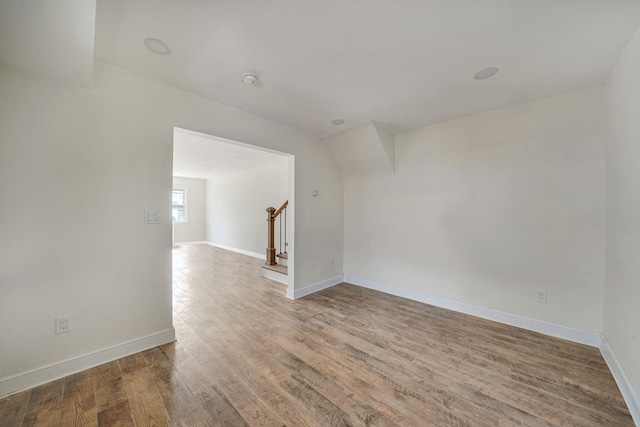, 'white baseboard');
289,272,601,348
200,242,266,260
0,328,175,399
298,274,638,423
343,275,601,347
287,275,343,300
173,240,209,247
600,335,640,425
